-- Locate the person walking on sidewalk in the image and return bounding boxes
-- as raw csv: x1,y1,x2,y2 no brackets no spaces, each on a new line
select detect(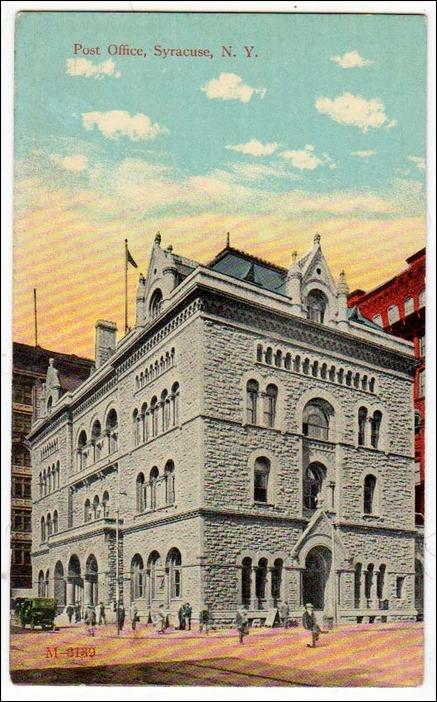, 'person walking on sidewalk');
131,603,138,634
98,602,106,625
235,606,249,645
183,602,192,631
302,603,321,648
